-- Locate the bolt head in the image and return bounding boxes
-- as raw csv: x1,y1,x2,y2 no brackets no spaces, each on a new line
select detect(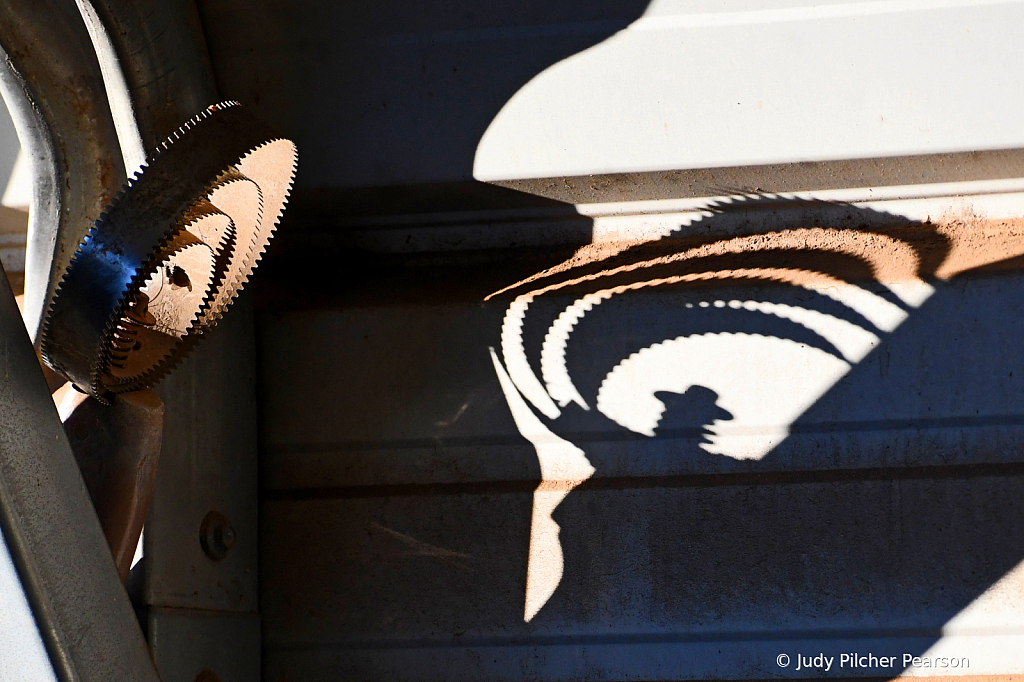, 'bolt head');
200,511,235,561
218,524,236,548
